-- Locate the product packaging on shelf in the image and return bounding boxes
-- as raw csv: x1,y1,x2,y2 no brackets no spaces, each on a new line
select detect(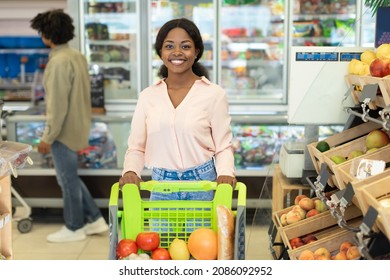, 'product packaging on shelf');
0,141,32,177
